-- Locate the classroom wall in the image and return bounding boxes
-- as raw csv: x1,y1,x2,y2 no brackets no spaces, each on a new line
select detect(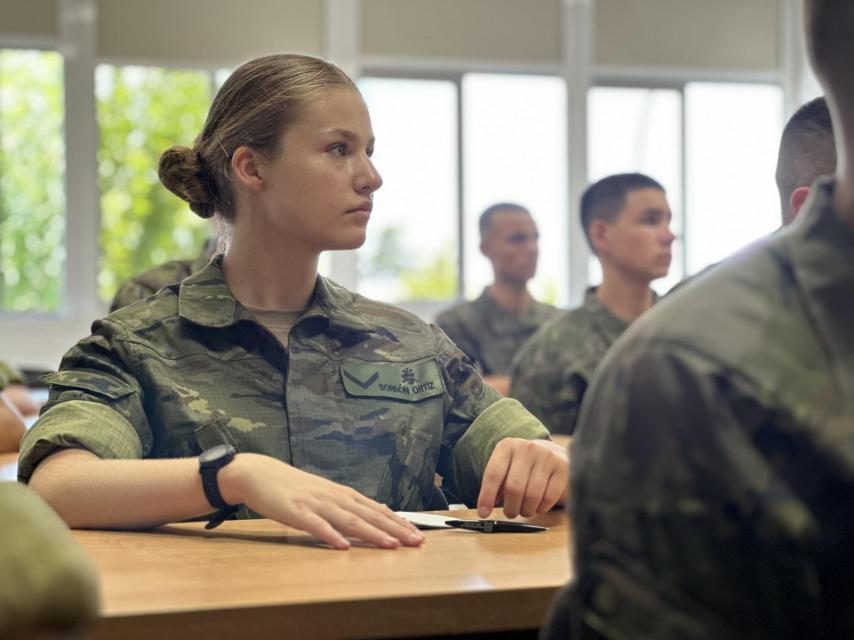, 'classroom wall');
96,0,323,66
